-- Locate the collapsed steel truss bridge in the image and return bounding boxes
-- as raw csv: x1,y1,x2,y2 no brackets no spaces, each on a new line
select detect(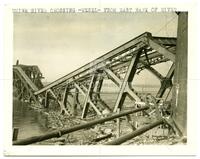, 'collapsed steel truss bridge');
13,32,178,145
